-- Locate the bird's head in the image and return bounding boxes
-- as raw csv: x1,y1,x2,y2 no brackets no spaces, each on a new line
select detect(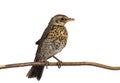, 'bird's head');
50,14,74,26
